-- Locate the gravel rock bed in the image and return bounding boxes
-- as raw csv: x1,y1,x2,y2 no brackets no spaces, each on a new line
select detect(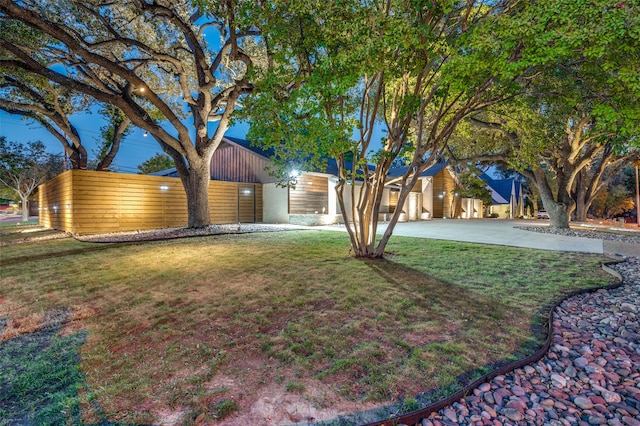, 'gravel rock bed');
74,223,303,243
517,226,640,246
423,256,640,426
